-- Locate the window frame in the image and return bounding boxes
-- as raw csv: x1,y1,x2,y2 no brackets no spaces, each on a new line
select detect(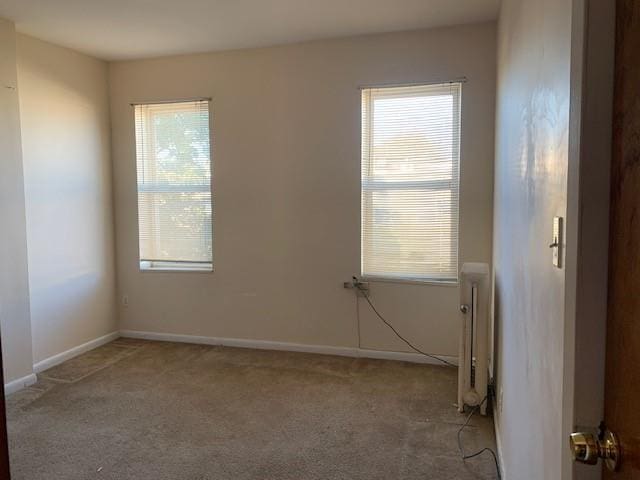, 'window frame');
133,99,214,273
360,82,462,285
